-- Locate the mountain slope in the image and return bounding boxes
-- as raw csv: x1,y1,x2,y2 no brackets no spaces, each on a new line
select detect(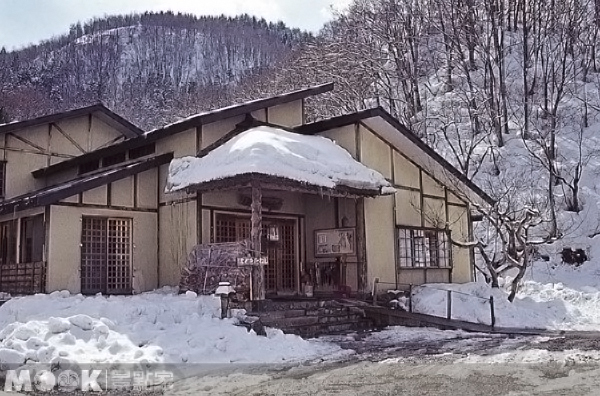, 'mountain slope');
0,12,309,129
